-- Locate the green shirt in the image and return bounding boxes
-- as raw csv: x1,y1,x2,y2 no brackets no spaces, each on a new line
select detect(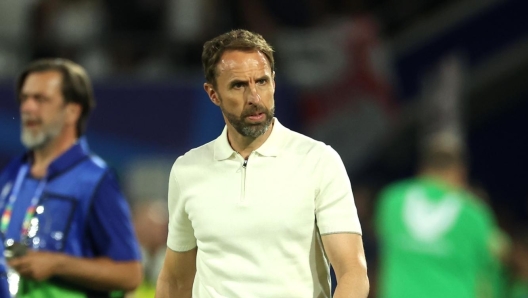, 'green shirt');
18,279,124,298
375,177,500,298
510,279,528,298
